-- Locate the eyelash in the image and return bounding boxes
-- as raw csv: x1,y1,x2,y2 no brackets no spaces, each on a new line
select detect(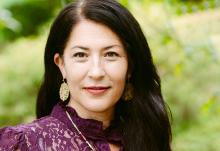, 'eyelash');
73,52,119,57
104,52,119,57
73,52,88,58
